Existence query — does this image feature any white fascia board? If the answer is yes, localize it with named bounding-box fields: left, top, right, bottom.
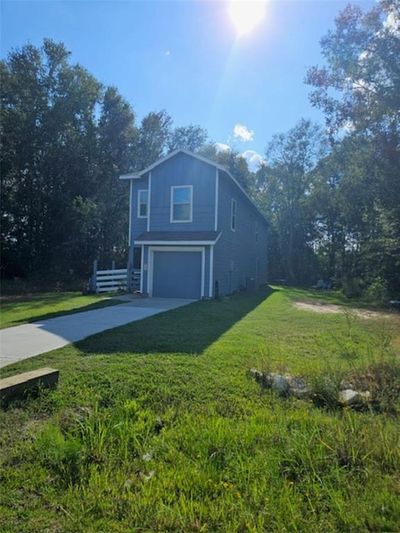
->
left=135, top=233, right=221, bottom=247
left=135, top=240, right=217, bottom=246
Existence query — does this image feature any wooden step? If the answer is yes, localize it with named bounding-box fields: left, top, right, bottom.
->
left=0, top=367, right=59, bottom=405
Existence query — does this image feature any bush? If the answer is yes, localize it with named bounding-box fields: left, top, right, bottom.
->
left=363, top=277, right=389, bottom=306
left=342, top=277, right=364, bottom=298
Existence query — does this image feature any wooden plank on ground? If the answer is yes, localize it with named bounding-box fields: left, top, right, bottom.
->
left=0, top=367, right=59, bottom=405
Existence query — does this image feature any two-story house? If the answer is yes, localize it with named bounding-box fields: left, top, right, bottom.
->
left=120, top=149, right=268, bottom=299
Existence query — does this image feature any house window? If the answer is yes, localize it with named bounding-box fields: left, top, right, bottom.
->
left=171, top=185, right=193, bottom=223
left=231, top=199, right=236, bottom=231
left=138, top=190, right=148, bottom=218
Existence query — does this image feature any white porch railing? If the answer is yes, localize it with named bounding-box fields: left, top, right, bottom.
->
left=90, top=261, right=141, bottom=293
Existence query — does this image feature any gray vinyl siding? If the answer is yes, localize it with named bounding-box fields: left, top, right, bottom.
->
left=148, top=152, right=215, bottom=232
left=213, top=172, right=268, bottom=296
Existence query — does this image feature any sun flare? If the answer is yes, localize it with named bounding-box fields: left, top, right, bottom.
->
left=228, top=1, right=267, bottom=36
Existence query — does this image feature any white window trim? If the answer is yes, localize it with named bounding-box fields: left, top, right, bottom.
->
left=128, top=180, right=133, bottom=244
left=231, top=198, right=237, bottom=232
left=209, top=245, right=214, bottom=297
left=137, top=189, right=148, bottom=219
left=170, top=185, right=193, bottom=223
left=147, top=246, right=205, bottom=298
left=140, top=244, right=144, bottom=293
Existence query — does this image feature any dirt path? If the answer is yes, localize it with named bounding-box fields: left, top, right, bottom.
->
left=293, top=301, right=396, bottom=320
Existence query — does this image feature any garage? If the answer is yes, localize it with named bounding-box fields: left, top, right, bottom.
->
left=151, top=248, right=203, bottom=299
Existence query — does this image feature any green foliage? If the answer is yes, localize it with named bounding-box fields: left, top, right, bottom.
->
left=305, top=0, right=400, bottom=295
left=256, top=119, right=326, bottom=283
left=363, top=277, right=389, bottom=305
left=168, top=124, right=208, bottom=153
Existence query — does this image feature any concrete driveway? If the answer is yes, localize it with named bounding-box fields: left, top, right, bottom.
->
left=0, top=298, right=193, bottom=369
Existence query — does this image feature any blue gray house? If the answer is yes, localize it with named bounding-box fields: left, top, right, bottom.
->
left=120, top=149, right=268, bottom=299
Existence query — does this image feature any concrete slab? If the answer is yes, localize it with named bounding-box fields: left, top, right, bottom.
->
left=0, top=298, right=193, bottom=369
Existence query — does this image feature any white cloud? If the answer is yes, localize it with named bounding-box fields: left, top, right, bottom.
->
left=233, top=123, right=254, bottom=142
left=241, top=150, right=266, bottom=172
left=164, top=50, right=171, bottom=56
left=215, top=142, right=231, bottom=153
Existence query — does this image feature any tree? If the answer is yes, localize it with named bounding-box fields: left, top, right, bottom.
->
left=257, top=120, right=326, bottom=283
left=1, top=39, right=102, bottom=278
left=306, top=0, right=400, bottom=136
left=135, top=110, right=172, bottom=169
left=96, top=87, right=138, bottom=265
left=306, top=0, right=400, bottom=294
left=0, top=40, right=138, bottom=281
left=168, top=125, right=208, bottom=152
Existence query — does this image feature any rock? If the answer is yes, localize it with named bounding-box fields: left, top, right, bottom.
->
left=286, top=376, right=310, bottom=399
left=339, top=379, right=354, bottom=390
left=290, top=385, right=311, bottom=399
left=291, top=388, right=310, bottom=399
left=271, top=374, right=290, bottom=395
left=249, top=368, right=264, bottom=382
left=287, top=376, right=306, bottom=388
left=338, top=389, right=371, bottom=407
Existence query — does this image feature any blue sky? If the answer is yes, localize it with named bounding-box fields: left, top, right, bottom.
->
left=2, top=0, right=374, bottom=167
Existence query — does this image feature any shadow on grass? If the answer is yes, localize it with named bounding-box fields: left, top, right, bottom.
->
left=77, top=286, right=276, bottom=356
left=1, top=297, right=123, bottom=329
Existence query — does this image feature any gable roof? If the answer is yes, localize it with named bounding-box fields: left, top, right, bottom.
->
left=119, top=148, right=268, bottom=226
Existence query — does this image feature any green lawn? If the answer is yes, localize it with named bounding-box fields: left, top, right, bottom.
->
left=1, top=287, right=399, bottom=531
left=0, top=292, right=122, bottom=329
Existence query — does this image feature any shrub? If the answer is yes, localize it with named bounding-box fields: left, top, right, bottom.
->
left=363, top=277, right=389, bottom=306
left=342, top=277, right=363, bottom=298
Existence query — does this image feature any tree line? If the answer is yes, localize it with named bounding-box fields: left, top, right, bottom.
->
left=1, top=1, right=399, bottom=299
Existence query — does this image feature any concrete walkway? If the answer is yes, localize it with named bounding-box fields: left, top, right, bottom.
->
left=0, top=298, right=193, bottom=369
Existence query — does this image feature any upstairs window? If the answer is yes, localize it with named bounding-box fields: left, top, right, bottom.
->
left=231, top=199, right=237, bottom=231
left=171, top=185, right=193, bottom=223
left=137, top=190, right=148, bottom=218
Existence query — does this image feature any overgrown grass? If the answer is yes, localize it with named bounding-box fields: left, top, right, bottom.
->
left=0, top=291, right=122, bottom=329
left=282, top=285, right=395, bottom=310
left=0, top=287, right=399, bottom=531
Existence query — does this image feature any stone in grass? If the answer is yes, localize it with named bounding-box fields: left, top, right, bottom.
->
left=270, top=374, right=291, bottom=395
left=338, top=389, right=371, bottom=407
left=288, top=377, right=310, bottom=399
left=249, top=368, right=264, bottom=382
left=339, top=379, right=354, bottom=390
